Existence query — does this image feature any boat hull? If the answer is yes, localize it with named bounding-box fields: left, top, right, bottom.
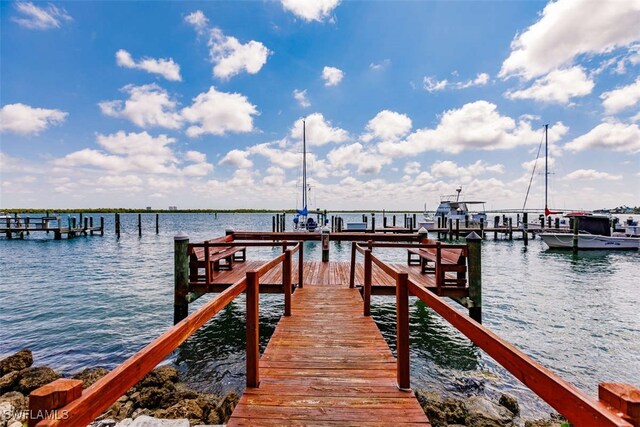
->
left=539, top=233, right=639, bottom=250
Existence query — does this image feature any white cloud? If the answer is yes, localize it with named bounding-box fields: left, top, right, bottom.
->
left=184, top=10, right=208, bottom=35
left=455, top=73, right=490, bottom=89
left=182, top=86, right=258, bottom=137
left=566, top=169, right=622, bottom=181
left=293, top=89, right=311, bottom=108
left=12, top=2, right=72, bottom=30
left=600, top=77, right=640, bottom=114
left=0, top=103, right=67, bottom=135
left=99, top=84, right=182, bottom=129
left=431, top=160, right=505, bottom=179
left=185, top=11, right=270, bottom=79
left=290, top=113, right=349, bottom=146
left=564, top=121, right=640, bottom=153
left=404, top=161, right=421, bottom=175
left=115, top=49, right=182, bottom=81
left=326, top=142, right=391, bottom=174
left=500, top=0, right=640, bottom=80
left=361, top=110, right=412, bottom=143
left=322, top=66, right=344, bottom=86
left=249, top=142, right=301, bottom=169
left=423, top=76, right=448, bottom=92
left=378, top=101, right=566, bottom=156
left=504, top=66, right=594, bottom=104
left=281, top=0, right=340, bottom=22
left=370, top=59, right=391, bottom=71
left=219, top=149, right=254, bottom=169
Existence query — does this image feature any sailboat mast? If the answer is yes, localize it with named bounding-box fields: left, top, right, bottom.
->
left=544, top=123, right=548, bottom=217
left=303, top=120, right=307, bottom=211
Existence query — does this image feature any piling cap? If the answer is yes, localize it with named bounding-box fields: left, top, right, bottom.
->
left=417, top=227, right=429, bottom=235
left=225, top=228, right=235, bottom=235
left=174, top=232, right=189, bottom=241
left=322, top=225, right=330, bottom=233
left=465, top=231, right=482, bottom=241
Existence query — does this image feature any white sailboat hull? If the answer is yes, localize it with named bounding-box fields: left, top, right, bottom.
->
left=539, top=233, right=640, bottom=250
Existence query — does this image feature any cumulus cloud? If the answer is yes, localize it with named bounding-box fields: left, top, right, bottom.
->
left=115, top=49, right=182, bottom=81
left=499, top=0, right=640, bottom=80
left=54, top=131, right=213, bottom=177
left=185, top=11, right=270, bottom=79
left=424, top=73, right=489, bottom=92
left=326, top=142, right=391, bottom=174
left=290, top=113, right=349, bottom=146
left=431, top=160, right=504, bottom=179
left=378, top=101, right=565, bottom=156
left=12, top=2, right=72, bottom=30
left=564, top=121, right=640, bottom=153
left=249, top=142, right=302, bottom=169
left=293, top=89, right=311, bottom=108
left=600, top=77, right=640, bottom=115
left=0, top=103, right=67, bottom=135
left=99, top=84, right=182, bottom=129
left=219, top=149, right=254, bottom=168
left=423, top=76, right=448, bottom=92
left=281, top=0, right=340, bottom=22
left=322, top=66, right=344, bottom=86
left=369, top=59, right=391, bottom=71
left=504, top=66, right=594, bottom=104
left=361, top=110, right=412, bottom=143
left=455, top=73, right=490, bottom=89
left=565, top=169, right=622, bottom=181
left=404, top=161, right=421, bottom=175
left=182, top=86, right=258, bottom=137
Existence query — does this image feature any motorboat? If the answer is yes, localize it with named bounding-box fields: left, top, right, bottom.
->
left=539, top=213, right=639, bottom=250
left=419, top=187, right=486, bottom=229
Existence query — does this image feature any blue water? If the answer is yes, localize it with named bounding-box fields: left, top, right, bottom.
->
left=1, top=213, right=638, bottom=418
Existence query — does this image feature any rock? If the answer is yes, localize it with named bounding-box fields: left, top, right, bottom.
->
left=0, top=391, right=28, bottom=411
left=464, top=396, right=514, bottom=427
left=115, top=418, right=133, bottom=427
left=134, top=386, right=175, bottom=409
left=524, top=414, right=567, bottom=427
left=132, top=408, right=152, bottom=419
left=442, top=397, right=467, bottom=424
left=91, top=419, right=118, bottom=427
left=498, top=394, right=519, bottom=416
left=414, top=389, right=446, bottom=427
left=454, top=376, right=485, bottom=394
left=73, top=367, right=110, bottom=388
left=8, top=421, right=23, bottom=427
left=17, top=366, right=60, bottom=394
left=138, top=366, right=179, bottom=389
left=128, top=415, right=188, bottom=427
left=159, top=399, right=204, bottom=420
left=0, top=371, right=20, bottom=394
left=118, top=400, right=135, bottom=419
left=214, top=391, right=238, bottom=423
left=0, top=401, right=14, bottom=419
left=0, top=349, right=33, bottom=376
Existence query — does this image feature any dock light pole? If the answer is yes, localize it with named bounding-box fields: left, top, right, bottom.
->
left=321, top=225, right=330, bottom=262
left=174, top=233, right=189, bottom=324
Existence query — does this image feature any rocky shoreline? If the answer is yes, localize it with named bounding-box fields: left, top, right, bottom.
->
left=1, top=349, right=566, bottom=427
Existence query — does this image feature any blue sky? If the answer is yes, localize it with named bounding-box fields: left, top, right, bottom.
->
left=1, top=0, right=639, bottom=210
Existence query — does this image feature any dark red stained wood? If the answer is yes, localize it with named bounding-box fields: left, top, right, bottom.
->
left=29, top=379, right=83, bottom=427
left=599, top=383, right=640, bottom=425
left=228, top=286, right=429, bottom=426
left=246, top=271, right=260, bottom=388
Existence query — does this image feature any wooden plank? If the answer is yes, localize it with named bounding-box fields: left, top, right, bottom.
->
left=228, top=286, right=429, bottom=426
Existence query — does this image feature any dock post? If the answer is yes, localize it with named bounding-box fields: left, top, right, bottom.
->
left=547, top=216, right=552, bottom=228
left=396, top=272, right=410, bottom=391
left=89, top=217, right=94, bottom=236
left=364, top=248, right=372, bottom=316
left=246, top=271, right=260, bottom=388
left=138, top=214, right=142, bottom=237
left=115, top=213, right=120, bottom=238
left=508, top=218, right=513, bottom=240
left=284, top=247, right=292, bottom=316
left=523, top=213, right=528, bottom=246
left=282, top=212, right=286, bottom=231
left=272, top=216, right=276, bottom=232
left=79, top=212, right=83, bottom=228
left=156, top=214, right=159, bottom=234
left=371, top=213, right=376, bottom=232
left=349, top=242, right=356, bottom=288
left=555, top=217, right=560, bottom=229
left=393, top=215, right=396, bottom=227
left=298, top=241, right=304, bottom=288
left=383, top=215, right=387, bottom=228
left=465, top=215, right=469, bottom=228
left=572, top=217, right=579, bottom=253
left=83, top=217, right=88, bottom=236
left=479, top=218, right=485, bottom=239
left=466, top=232, right=482, bottom=323
left=455, top=219, right=460, bottom=240
left=28, top=378, right=83, bottom=427
left=494, top=216, right=499, bottom=240
left=25, top=217, right=30, bottom=236
left=409, top=217, right=414, bottom=232
left=448, top=218, right=453, bottom=240
left=173, top=233, right=189, bottom=324
left=321, top=226, right=330, bottom=262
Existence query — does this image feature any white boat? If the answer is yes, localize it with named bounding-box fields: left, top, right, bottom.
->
left=420, top=186, right=486, bottom=229
left=292, top=120, right=322, bottom=232
left=539, top=213, right=639, bottom=250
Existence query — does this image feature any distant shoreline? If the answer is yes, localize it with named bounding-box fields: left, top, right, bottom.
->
left=0, top=208, right=426, bottom=214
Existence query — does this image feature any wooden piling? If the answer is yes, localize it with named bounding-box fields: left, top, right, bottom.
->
left=479, top=218, right=484, bottom=239
left=555, top=217, right=560, bottom=229
left=466, top=232, right=482, bottom=323
left=393, top=215, right=396, bottom=227
left=494, top=216, right=499, bottom=240
left=448, top=218, right=453, bottom=240
left=349, top=242, right=356, bottom=288
left=283, top=248, right=292, bottom=316
left=28, top=378, right=83, bottom=427
left=396, top=272, right=410, bottom=391
left=174, top=234, right=189, bottom=324
left=383, top=215, right=387, bottom=228
left=115, top=213, right=120, bottom=238
left=455, top=219, right=460, bottom=240
left=508, top=218, right=513, bottom=240
left=298, top=242, right=304, bottom=288
left=272, top=216, right=276, bottom=232
left=572, top=217, right=579, bottom=253
left=523, top=212, right=528, bottom=246
left=246, top=270, right=260, bottom=388
left=465, top=215, right=469, bottom=228
left=138, top=214, right=142, bottom=237
left=364, top=248, right=372, bottom=316
left=371, top=213, right=376, bottom=232
left=89, top=217, right=94, bottom=236
left=156, top=214, right=159, bottom=234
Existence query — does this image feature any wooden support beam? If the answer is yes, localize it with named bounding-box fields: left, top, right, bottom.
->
left=246, top=271, right=260, bottom=388
left=363, top=248, right=372, bottom=316
left=599, top=383, right=640, bottom=426
left=466, top=232, right=482, bottom=323
left=283, top=249, right=292, bottom=316
left=174, top=234, right=189, bottom=324
left=298, top=241, right=304, bottom=288
left=28, top=379, right=83, bottom=427
left=349, top=241, right=356, bottom=289
left=396, top=272, right=410, bottom=391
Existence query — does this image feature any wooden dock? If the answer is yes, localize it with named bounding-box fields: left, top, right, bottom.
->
left=228, top=285, right=430, bottom=425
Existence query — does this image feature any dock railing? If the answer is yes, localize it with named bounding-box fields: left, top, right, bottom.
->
left=27, top=242, right=301, bottom=427
left=352, top=242, right=639, bottom=427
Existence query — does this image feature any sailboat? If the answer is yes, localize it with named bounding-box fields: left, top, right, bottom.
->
left=536, top=125, right=639, bottom=250
left=293, top=120, right=318, bottom=232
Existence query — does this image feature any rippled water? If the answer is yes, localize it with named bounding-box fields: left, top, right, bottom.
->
left=1, top=213, right=638, bottom=418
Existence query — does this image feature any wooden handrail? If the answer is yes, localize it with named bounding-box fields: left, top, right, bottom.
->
left=189, top=241, right=299, bottom=248
left=406, top=280, right=633, bottom=427
left=33, top=277, right=247, bottom=426
left=246, top=271, right=259, bottom=388
left=363, top=249, right=372, bottom=316
left=256, top=252, right=286, bottom=277
left=369, top=252, right=400, bottom=280
left=231, top=231, right=424, bottom=242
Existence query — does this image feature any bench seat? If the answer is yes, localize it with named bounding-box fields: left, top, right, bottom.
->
left=407, top=246, right=467, bottom=287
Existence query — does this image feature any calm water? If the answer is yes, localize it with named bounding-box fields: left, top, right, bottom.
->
left=1, top=213, right=638, bottom=418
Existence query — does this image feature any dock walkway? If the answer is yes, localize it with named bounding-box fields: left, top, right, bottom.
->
left=228, top=270, right=430, bottom=425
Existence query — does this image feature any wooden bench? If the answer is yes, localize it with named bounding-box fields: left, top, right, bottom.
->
left=407, top=244, right=467, bottom=287
left=189, top=237, right=247, bottom=283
